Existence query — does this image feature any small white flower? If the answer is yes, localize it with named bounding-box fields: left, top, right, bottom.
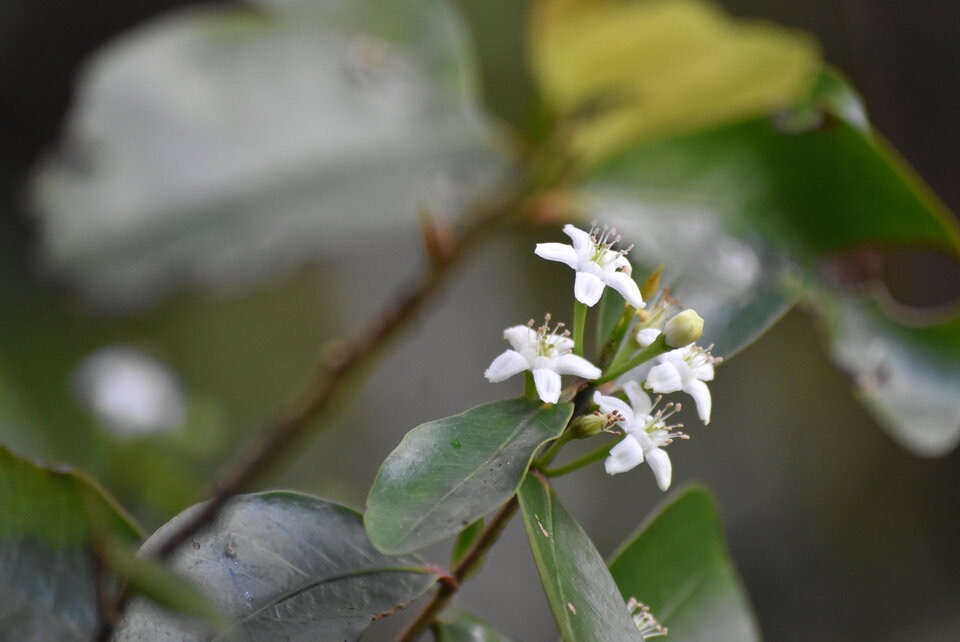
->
left=485, top=316, right=601, bottom=404
left=594, top=381, right=686, bottom=491
left=535, top=223, right=645, bottom=308
left=645, top=345, right=720, bottom=425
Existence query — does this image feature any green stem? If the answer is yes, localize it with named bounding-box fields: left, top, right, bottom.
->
left=597, top=304, right=635, bottom=370
left=573, top=300, right=587, bottom=356
left=540, top=435, right=624, bottom=477
left=596, top=335, right=670, bottom=384
left=534, top=429, right=576, bottom=470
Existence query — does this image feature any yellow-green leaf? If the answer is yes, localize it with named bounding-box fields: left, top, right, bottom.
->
left=531, top=0, right=820, bottom=164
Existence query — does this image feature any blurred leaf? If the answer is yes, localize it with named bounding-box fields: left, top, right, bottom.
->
left=531, top=0, right=819, bottom=164
left=0, top=445, right=142, bottom=641
left=31, top=0, right=503, bottom=309
left=821, top=297, right=960, bottom=455
left=448, top=0, right=545, bottom=141
left=101, top=540, right=225, bottom=630
left=366, top=398, right=573, bottom=555
left=585, top=70, right=960, bottom=450
left=608, top=485, right=759, bottom=641
left=433, top=608, right=518, bottom=642
left=517, top=474, right=643, bottom=641
left=115, top=491, right=439, bottom=641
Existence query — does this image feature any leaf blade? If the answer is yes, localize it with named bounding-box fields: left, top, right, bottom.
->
left=365, top=398, right=573, bottom=555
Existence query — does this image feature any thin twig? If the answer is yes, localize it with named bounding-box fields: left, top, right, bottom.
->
left=94, top=189, right=520, bottom=641
left=395, top=497, right=519, bottom=642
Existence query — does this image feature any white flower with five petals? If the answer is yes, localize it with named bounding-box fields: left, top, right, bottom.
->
left=645, top=345, right=718, bottom=424
left=535, top=224, right=645, bottom=308
left=485, top=318, right=602, bottom=404
left=594, top=381, right=686, bottom=491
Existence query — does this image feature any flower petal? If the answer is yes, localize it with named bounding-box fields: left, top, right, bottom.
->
left=636, top=328, right=661, bottom=348
left=532, top=368, right=562, bottom=404
left=574, top=271, right=606, bottom=307
left=503, top=325, right=537, bottom=352
left=593, top=391, right=634, bottom=426
left=683, top=378, right=713, bottom=424
left=603, top=270, right=645, bottom=309
left=644, top=447, right=673, bottom=491
left=554, top=353, right=602, bottom=380
left=562, top=224, right=592, bottom=253
left=622, top=380, right=653, bottom=416
left=645, top=362, right=683, bottom=394
left=534, top=242, right=580, bottom=270
left=605, top=435, right=645, bottom=475
left=484, top=350, right=530, bottom=383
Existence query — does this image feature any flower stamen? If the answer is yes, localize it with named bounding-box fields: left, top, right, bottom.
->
left=627, top=597, right=668, bottom=638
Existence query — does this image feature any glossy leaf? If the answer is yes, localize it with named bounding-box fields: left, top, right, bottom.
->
left=115, top=492, right=439, bottom=641
left=608, top=486, right=759, bottom=641
left=531, top=0, right=819, bottom=164
left=433, top=608, right=518, bottom=642
left=31, top=0, right=501, bottom=308
left=0, top=445, right=142, bottom=641
left=366, top=398, right=573, bottom=555
left=586, top=70, right=960, bottom=450
left=450, top=519, right=485, bottom=568
left=517, top=474, right=643, bottom=641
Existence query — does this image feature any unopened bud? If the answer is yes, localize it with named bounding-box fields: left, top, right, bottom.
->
left=570, top=412, right=614, bottom=439
left=663, top=309, right=704, bottom=348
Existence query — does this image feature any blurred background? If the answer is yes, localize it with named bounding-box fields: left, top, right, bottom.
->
left=1, top=1, right=959, bottom=640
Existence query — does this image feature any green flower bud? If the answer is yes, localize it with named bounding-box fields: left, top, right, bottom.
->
left=569, top=412, right=614, bottom=439
left=663, top=309, right=704, bottom=348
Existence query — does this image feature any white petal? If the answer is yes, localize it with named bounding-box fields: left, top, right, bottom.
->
left=532, top=368, right=562, bottom=404
left=684, top=378, right=713, bottom=424
left=574, top=271, right=606, bottom=307
left=562, top=224, right=592, bottom=253
left=534, top=242, right=580, bottom=270
left=484, top=350, right=530, bottom=382
left=636, top=328, right=661, bottom=348
left=603, top=270, right=645, bottom=309
left=645, top=362, right=683, bottom=394
left=690, top=361, right=715, bottom=382
left=553, top=353, right=602, bottom=380
left=622, top=380, right=653, bottom=416
left=604, top=435, right=645, bottom=475
left=503, top=326, right=537, bottom=352
left=593, top=391, right=635, bottom=426
left=644, top=447, right=673, bottom=491
left=552, top=335, right=575, bottom=355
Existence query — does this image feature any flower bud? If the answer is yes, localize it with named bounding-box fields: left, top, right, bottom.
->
left=663, top=309, right=704, bottom=348
left=569, top=412, right=613, bottom=439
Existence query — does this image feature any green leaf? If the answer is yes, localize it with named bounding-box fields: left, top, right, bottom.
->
left=115, top=492, right=439, bottom=641
left=31, top=0, right=502, bottom=308
left=365, top=398, right=572, bottom=555
left=608, top=486, right=759, bottom=641
left=585, top=69, right=960, bottom=449
left=0, top=445, right=142, bottom=641
left=450, top=519, right=485, bottom=568
left=821, top=297, right=960, bottom=455
left=433, top=608, right=518, bottom=642
left=101, top=541, right=226, bottom=630
left=517, top=474, right=643, bottom=641
left=531, top=0, right=820, bottom=164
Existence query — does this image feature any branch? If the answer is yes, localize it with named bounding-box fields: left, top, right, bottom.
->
left=94, top=188, right=521, bottom=640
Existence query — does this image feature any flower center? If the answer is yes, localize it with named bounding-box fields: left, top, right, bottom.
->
left=683, top=343, right=722, bottom=369
left=589, top=222, right=633, bottom=270
left=641, top=396, right=687, bottom=447
left=530, top=313, right=571, bottom=358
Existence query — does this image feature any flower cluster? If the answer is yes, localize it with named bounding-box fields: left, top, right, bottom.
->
left=484, top=222, right=721, bottom=492
left=484, top=316, right=600, bottom=404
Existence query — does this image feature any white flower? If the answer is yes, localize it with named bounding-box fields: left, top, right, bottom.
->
left=594, top=381, right=686, bottom=491
left=535, top=223, right=645, bottom=308
left=485, top=317, right=602, bottom=403
left=645, top=345, right=720, bottom=424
